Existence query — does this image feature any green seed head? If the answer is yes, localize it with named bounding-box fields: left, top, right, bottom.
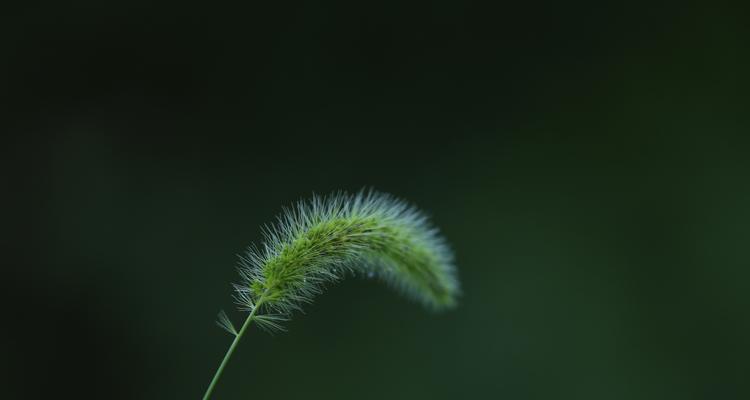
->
left=231, top=190, right=460, bottom=330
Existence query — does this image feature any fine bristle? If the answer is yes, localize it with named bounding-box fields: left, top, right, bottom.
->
left=216, top=310, right=238, bottom=336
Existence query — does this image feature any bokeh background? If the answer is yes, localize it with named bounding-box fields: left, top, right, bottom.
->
left=4, top=1, right=749, bottom=399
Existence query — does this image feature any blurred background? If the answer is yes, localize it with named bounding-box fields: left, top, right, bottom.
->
left=4, top=1, right=749, bottom=399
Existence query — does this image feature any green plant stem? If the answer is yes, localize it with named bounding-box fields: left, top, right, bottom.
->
left=202, top=297, right=265, bottom=400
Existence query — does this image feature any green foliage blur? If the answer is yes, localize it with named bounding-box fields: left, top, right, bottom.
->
left=5, top=1, right=748, bottom=399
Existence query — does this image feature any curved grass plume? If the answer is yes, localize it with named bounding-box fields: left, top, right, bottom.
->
left=203, top=190, right=459, bottom=399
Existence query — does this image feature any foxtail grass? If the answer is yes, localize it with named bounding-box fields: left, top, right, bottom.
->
left=202, top=190, right=459, bottom=399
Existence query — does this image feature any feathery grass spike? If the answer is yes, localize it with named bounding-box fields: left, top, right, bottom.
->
left=202, top=190, right=459, bottom=399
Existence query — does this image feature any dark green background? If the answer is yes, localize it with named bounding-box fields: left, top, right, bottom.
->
left=4, top=1, right=749, bottom=399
